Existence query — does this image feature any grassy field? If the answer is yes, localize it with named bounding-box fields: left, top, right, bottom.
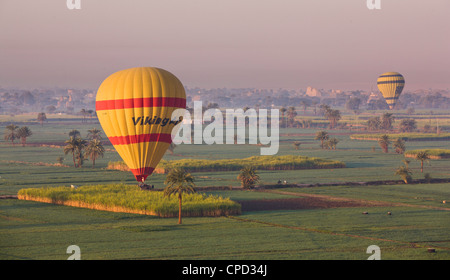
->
left=350, top=132, right=450, bottom=141
left=18, top=184, right=241, bottom=217
left=108, top=155, right=345, bottom=174
left=404, top=149, right=450, bottom=159
left=1, top=114, right=450, bottom=260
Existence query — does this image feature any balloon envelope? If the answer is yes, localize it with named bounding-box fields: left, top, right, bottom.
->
left=377, top=72, right=405, bottom=110
left=96, top=67, right=186, bottom=182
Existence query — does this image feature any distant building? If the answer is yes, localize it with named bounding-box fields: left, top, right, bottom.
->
left=366, top=92, right=381, bottom=104
left=305, top=86, right=322, bottom=97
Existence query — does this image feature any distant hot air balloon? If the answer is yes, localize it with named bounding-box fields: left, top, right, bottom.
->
left=96, top=67, right=186, bottom=183
left=377, top=72, right=405, bottom=110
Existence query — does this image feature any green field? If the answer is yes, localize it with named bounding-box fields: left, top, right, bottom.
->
left=1, top=114, right=450, bottom=260
left=405, top=149, right=450, bottom=158
left=350, top=132, right=450, bottom=141
left=18, top=184, right=241, bottom=217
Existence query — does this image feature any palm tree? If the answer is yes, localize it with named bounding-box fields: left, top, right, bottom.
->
left=237, top=166, right=260, bottom=189
left=287, top=107, right=297, bottom=127
left=80, top=109, right=87, bottom=123
left=280, top=107, right=287, bottom=128
left=64, top=136, right=86, bottom=168
left=399, top=119, right=417, bottom=133
left=395, top=166, right=412, bottom=184
left=37, top=112, right=47, bottom=126
left=74, top=137, right=87, bottom=167
left=415, top=151, right=430, bottom=173
left=315, top=131, right=329, bottom=149
left=381, top=113, right=394, bottom=130
left=87, top=128, right=102, bottom=140
left=378, top=134, right=390, bottom=153
left=319, top=104, right=331, bottom=116
left=325, top=109, right=341, bottom=129
left=64, top=137, right=78, bottom=167
left=69, top=129, right=81, bottom=138
left=16, top=126, right=33, bottom=146
left=164, top=168, right=196, bottom=224
left=393, top=138, right=406, bottom=154
left=87, top=109, right=94, bottom=119
left=327, top=137, right=339, bottom=150
left=367, top=117, right=381, bottom=131
left=4, top=124, right=18, bottom=145
left=85, top=139, right=105, bottom=168
left=311, top=101, right=318, bottom=115
left=299, top=100, right=309, bottom=114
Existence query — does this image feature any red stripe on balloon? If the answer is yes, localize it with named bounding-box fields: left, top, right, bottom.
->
left=96, top=97, right=186, bottom=111
left=130, top=167, right=155, bottom=182
left=108, top=133, right=172, bottom=145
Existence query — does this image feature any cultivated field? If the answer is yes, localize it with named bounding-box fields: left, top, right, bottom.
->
left=1, top=110, right=449, bottom=260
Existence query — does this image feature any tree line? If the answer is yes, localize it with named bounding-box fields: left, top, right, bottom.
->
left=367, top=113, right=419, bottom=133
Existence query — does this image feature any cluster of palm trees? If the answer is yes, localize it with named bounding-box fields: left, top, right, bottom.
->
left=395, top=151, right=431, bottom=184
left=279, top=104, right=341, bottom=129
left=398, top=119, right=417, bottom=133
left=279, top=107, right=298, bottom=128
left=378, top=135, right=407, bottom=154
left=319, top=104, right=342, bottom=129
left=80, top=109, right=95, bottom=123
left=63, top=128, right=104, bottom=168
left=314, top=131, right=339, bottom=150
left=367, top=113, right=417, bottom=133
left=3, top=124, right=33, bottom=146
left=367, top=113, right=395, bottom=131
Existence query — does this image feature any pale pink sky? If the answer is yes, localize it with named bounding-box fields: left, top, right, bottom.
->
left=0, top=0, right=449, bottom=91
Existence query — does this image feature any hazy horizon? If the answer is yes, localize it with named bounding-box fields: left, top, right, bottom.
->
left=1, top=0, right=449, bottom=91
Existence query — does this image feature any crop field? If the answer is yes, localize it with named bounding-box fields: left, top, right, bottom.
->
left=350, top=132, right=450, bottom=141
left=404, top=149, right=450, bottom=159
left=1, top=113, right=450, bottom=260
left=18, top=184, right=241, bottom=217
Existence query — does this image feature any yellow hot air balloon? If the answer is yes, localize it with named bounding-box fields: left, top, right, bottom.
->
left=96, top=67, right=186, bottom=183
left=377, top=72, right=405, bottom=110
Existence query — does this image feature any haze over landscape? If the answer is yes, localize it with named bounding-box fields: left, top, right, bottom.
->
left=1, top=0, right=449, bottom=90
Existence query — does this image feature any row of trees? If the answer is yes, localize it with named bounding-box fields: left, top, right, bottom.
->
left=3, top=124, right=33, bottom=146
left=367, top=113, right=419, bottom=133
left=36, top=109, right=95, bottom=126
left=63, top=128, right=104, bottom=168
left=278, top=104, right=341, bottom=129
